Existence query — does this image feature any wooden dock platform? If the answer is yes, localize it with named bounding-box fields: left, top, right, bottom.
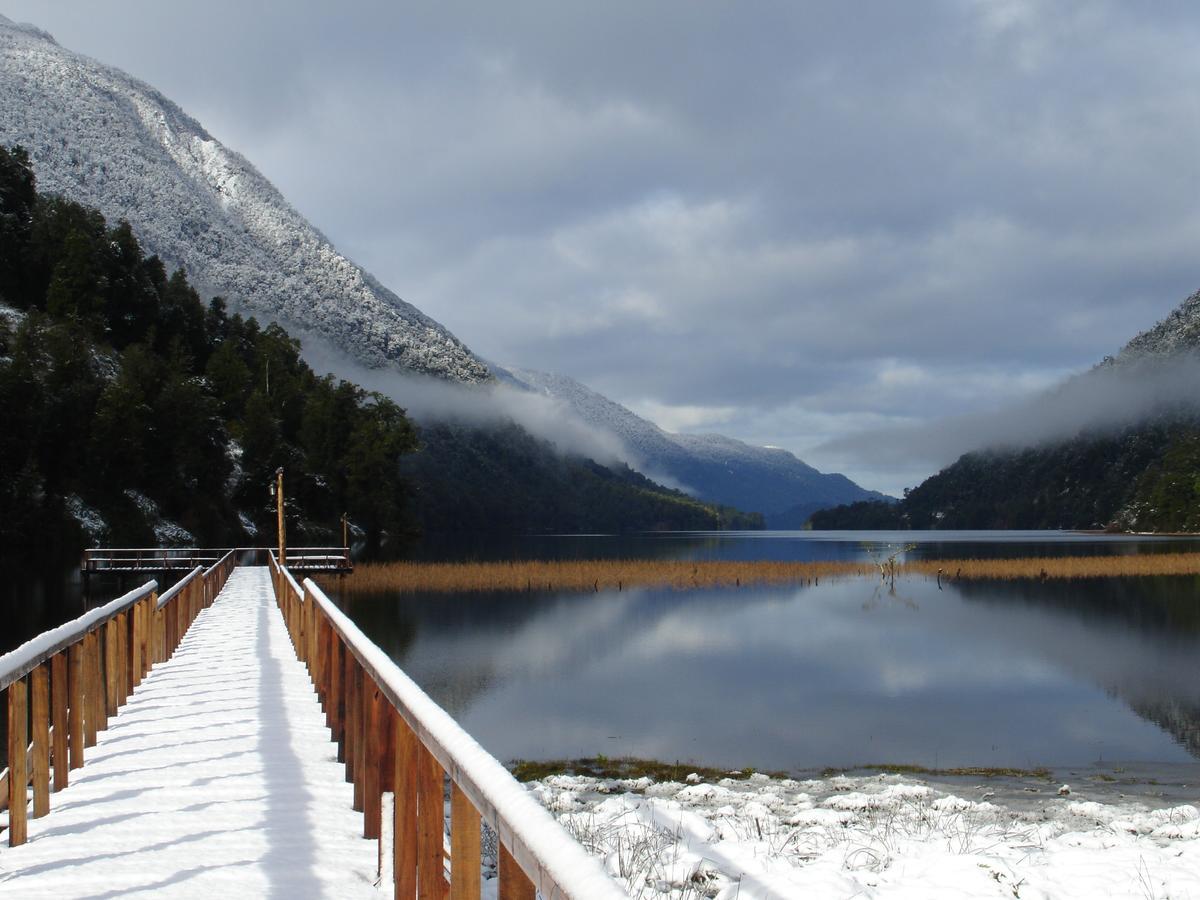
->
left=0, top=556, right=625, bottom=899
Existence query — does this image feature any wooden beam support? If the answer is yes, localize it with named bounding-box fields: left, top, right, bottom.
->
left=30, top=665, right=50, bottom=818
left=7, top=679, right=28, bottom=846
left=51, top=652, right=68, bottom=791
left=450, top=783, right=481, bottom=900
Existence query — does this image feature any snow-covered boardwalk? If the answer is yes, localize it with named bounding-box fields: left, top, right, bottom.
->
left=0, top=567, right=380, bottom=898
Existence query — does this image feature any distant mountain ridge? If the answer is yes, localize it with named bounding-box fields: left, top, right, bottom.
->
left=0, top=15, right=488, bottom=382
left=498, top=366, right=889, bottom=522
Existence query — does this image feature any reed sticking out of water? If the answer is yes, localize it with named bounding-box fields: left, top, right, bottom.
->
left=324, top=552, right=1200, bottom=595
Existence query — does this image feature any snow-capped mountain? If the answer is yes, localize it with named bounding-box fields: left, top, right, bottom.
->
left=1113, top=288, right=1200, bottom=364
left=0, top=15, right=487, bottom=382
left=498, top=366, right=889, bottom=521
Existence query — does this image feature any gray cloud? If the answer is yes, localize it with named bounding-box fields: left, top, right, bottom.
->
left=7, top=0, right=1200, bottom=494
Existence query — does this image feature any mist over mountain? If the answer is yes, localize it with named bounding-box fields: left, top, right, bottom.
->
left=0, top=15, right=487, bottom=383
left=814, top=287, right=1200, bottom=532
left=498, top=366, right=889, bottom=523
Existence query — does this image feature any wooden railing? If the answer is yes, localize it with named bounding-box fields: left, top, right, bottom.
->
left=0, top=550, right=236, bottom=846
left=268, top=553, right=626, bottom=900
left=84, top=546, right=352, bottom=573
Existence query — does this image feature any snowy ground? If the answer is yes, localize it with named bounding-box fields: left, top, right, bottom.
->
left=0, top=567, right=380, bottom=898
left=527, top=770, right=1200, bottom=899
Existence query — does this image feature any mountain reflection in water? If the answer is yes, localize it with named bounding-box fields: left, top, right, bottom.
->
left=339, top=570, right=1200, bottom=772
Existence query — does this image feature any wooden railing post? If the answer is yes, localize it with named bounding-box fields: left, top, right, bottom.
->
left=128, top=604, right=139, bottom=692
left=31, top=664, right=50, bottom=818
left=329, top=633, right=342, bottom=741
left=451, top=784, right=481, bottom=900
left=83, top=631, right=99, bottom=748
left=364, top=680, right=383, bottom=839
left=104, top=619, right=119, bottom=716
left=352, top=662, right=365, bottom=811
left=67, top=643, right=84, bottom=769
left=394, top=715, right=418, bottom=900
left=498, top=845, right=535, bottom=900
left=120, top=610, right=133, bottom=700
left=148, top=594, right=157, bottom=672
left=416, top=744, right=445, bottom=899
left=7, top=678, right=28, bottom=846
left=51, top=652, right=68, bottom=791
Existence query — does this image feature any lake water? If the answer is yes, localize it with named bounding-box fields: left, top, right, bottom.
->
left=335, top=531, right=1200, bottom=774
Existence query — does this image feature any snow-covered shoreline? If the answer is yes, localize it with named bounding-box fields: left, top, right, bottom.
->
left=525, top=769, right=1200, bottom=899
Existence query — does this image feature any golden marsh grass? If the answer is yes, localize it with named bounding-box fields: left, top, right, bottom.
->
left=325, top=552, right=1200, bottom=595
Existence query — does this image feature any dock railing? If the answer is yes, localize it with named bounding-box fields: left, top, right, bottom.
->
left=83, top=546, right=351, bottom=574
left=0, top=550, right=236, bottom=846
left=268, top=552, right=626, bottom=900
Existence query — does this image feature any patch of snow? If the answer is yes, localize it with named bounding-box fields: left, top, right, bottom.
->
left=64, top=493, right=107, bottom=541
left=153, top=519, right=195, bottom=545
left=527, top=770, right=1200, bottom=899
left=238, top=510, right=259, bottom=538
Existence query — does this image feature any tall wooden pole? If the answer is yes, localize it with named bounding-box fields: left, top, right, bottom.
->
left=341, top=512, right=348, bottom=551
left=276, top=467, right=286, bottom=567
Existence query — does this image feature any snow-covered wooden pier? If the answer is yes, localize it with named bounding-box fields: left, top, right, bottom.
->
left=0, top=557, right=625, bottom=899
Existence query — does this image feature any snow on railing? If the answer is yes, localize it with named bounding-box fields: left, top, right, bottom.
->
left=267, top=552, right=627, bottom=900
left=1, top=549, right=237, bottom=847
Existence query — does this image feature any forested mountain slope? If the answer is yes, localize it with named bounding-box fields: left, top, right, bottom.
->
left=813, top=290, right=1200, bottom=532
left=0, top=150, right=754, bottom=557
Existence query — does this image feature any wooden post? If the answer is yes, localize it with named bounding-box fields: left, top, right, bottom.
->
left=451, top=783, right=481, bottom=900
left=104, top=619, right=119, bottom=716
left=68, top=642, right=85, bottom=769
left=7, top=678, right=28, bottom=846
left=329, top=633, right=342, bottom=740
left=417, top=744, right=445, bottom=900
left=130, top=601, right=143, bottom=690
left=118, top=610, right=131, bottom=701
left=347, top=657, right=360, bottom=790
left=31, top=665, right=50, bottom=818
left=394, top=716, right=418, bottom=900
left=83, top=631, right=99, bottom=747
left=81, top=632, right=94, bottom=739
left=317, top=615, right=330, bottom=710
left=51, top=653, right=68, bottom=791
left=276, top=467, right=286, bottom=567
left=352, top=663, right=366, bottom=811
left=89, top=630, right=106, bottom=735
left=364, top=681, right=383, bottom=839
left=145, top=594, right=158, bottom=671
left=343, top=648, right=355, bottom=773
left=498, top=846, right=534, bottom=900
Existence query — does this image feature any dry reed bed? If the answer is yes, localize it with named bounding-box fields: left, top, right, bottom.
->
left=326, top=552, right=1200, bottom=595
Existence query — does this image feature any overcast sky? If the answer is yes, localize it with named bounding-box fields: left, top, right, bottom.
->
left=6, top=1, right=1200, bottom=494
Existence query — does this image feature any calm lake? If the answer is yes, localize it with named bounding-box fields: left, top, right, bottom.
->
left=333, top=531, right=1200, bottom=774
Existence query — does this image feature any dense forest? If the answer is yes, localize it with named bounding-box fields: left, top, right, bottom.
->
left=407, top=421, right=761, bottom=534
left=0, top=146, right=752, bottom=558
left=811, top=419, right=1200, bottom=532
left=0, top=145, right=418, bottom=556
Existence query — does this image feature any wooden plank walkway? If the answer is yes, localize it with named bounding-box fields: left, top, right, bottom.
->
left=0, top=567, right=380, bottom=898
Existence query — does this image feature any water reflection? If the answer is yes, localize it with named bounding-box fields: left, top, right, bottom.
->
left=341, top=573, right=1200, bottom=772
left=408, top=529, right=1200, bottom=564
